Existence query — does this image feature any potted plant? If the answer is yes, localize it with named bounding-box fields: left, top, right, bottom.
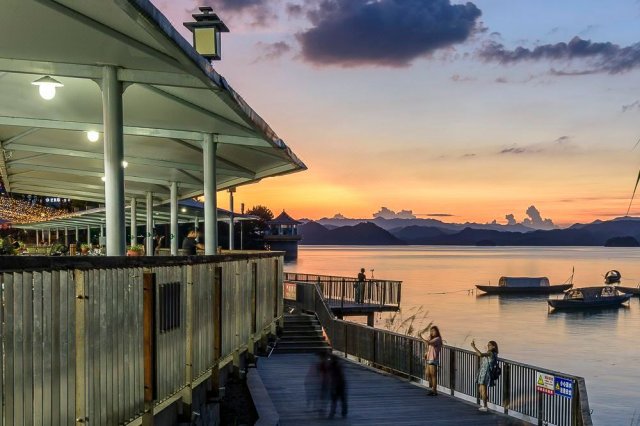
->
left=127, top=244, right=145, bottom=257
left=80, top=243, right=91, bottom=255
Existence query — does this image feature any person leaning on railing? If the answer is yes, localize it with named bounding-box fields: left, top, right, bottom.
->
left=471, top=339, right=499, bottom=412
left=355, top=268, right=366, bottom=304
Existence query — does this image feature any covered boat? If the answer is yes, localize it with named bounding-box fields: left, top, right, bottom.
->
left=548, top=286, right=631, bottom=310
left=603, top=270, right=640, bottom=296
left=476, top=276, right=572, bottom=295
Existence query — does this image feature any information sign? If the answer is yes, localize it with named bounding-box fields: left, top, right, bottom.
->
left=554, top=377, right=573, bottom=399
left=284, top=282, right=297, bottom=300
left=536, top=371, right=555, bottom=395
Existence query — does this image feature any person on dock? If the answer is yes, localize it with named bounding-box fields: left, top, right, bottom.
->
left=471, top=339, right=499, bottom=412
left=328, top=354, right=348, bottom=418
left=305, top=352, right=329, bottom=416
left=423, top=325, right=442, bottom=396
left=355, top=268, right=366, bottom=303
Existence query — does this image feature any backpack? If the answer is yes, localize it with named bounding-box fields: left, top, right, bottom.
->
left=489, top=353, right=501, bottom=385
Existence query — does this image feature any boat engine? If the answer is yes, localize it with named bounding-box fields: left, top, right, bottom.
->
left=604, top=270, right=621, bottom=284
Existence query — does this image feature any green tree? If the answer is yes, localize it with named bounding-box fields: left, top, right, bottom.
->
left=246, top=205, right=274, bottom=237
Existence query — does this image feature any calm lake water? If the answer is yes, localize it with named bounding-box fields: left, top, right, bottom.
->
left=286, top=246, right=640, bottom=425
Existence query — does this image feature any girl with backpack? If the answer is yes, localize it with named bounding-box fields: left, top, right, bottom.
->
left=423, top=326, right=443, bottom=396
left=471, top=339, right=499, bottom=412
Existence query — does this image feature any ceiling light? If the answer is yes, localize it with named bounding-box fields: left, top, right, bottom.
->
left=181, top=207, right=187, bottom=213
left=122, top=160, right=128, bottom=168
left=31, top=76, right=63, bottom=100
left=101, top=176, right=106, bottom=182
left=87, top=131, right=100, bottom=142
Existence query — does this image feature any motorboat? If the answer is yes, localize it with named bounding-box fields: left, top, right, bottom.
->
left=603, top=269, right=640, bottom=297
left=476, top=276, right=572, bottom=295
left=548, top=286, right=631, bottom=310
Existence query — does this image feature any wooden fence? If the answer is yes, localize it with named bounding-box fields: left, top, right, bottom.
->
left=0, top=253, right=283, bottom=425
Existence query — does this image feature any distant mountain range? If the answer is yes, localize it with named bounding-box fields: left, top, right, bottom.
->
left=298, top=217, right=640, bottom=246
left=314, top=217, right=535, bottom=233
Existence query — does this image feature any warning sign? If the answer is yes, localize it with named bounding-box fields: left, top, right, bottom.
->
left=536, top=371, right=555, bottom=395
left=554, top=377, right=573, bottom=399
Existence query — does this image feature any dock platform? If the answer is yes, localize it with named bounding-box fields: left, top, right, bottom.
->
left=258, top=353, right=525, bottom=425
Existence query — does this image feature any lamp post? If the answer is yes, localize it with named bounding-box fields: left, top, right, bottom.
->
left=183, top=7, right=229, bottom=61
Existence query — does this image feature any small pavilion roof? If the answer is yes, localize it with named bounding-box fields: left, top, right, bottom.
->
left=0, top=0, right=306, bottom=206
left=268, top=210, right=301, bottom=225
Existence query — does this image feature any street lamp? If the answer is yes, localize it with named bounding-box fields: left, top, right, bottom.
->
left=31, top=76, right=63, bottom=100
left=183, top=7, right=229, bottom=61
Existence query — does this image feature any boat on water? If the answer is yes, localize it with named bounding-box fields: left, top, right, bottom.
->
left=603, top=269, right=640, bottom=296
left=548, top=286, right=631, bottom=310
left=476, top=276, right=573, bottom=295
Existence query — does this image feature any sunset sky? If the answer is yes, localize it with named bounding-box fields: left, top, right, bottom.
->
left=152, top=0, right=640, bottom=227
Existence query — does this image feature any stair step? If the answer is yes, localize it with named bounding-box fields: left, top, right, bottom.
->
left=280, top=334, right=324, bottom=340
left=274, top=345, right=331, bottom=354
left=277, top=340, right=327, bottom=347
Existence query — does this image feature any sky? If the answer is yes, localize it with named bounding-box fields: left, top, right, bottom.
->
left=151, top=0, right=640, bottom=227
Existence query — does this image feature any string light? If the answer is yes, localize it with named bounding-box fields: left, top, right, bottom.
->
left=0, top=195, right=66, bottom=224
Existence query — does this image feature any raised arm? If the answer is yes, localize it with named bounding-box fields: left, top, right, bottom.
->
left=471, top=340, right=487, bottom=356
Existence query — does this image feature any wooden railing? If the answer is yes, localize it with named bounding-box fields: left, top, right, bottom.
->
left=285, top=280, right=592, bottom=426
left=0, top=253, right=283, bottom=426
left=283, top=272, right=401, bottom=309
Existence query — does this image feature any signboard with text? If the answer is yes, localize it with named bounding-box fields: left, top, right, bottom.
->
left=554, top=377, right=573, bottom=398
left=284, top=282, right=297, bottom=300
left=536, top=371, right=555, bottom=395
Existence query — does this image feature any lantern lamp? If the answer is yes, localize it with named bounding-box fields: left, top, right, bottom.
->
left=32, top=76, right=63, bottom=100
left=183, top=7, right=229, bottom=60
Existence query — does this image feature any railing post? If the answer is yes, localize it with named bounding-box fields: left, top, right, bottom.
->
left=407, top=340, right=413, bottom=380
left=502, top=364, right=510, bottom=415
left=341, top=278, right=345, bottom=310
left=571, top=379, right=580, bottom=426
left=449, top=349, right=456, bottom=396
left=537, top=390, right=544, bottom=426
left=74, top=269, right=88, bottom=426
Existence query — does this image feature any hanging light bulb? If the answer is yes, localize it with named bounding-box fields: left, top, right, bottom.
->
left=31, top=76, right=63, bottom=100
left=87, top=131, right=100, bottom=142
left=122, top=160, right=128, bottom=168
left=101, top=176, right=106, bottom=182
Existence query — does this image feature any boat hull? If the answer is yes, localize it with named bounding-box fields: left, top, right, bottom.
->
left=475, top=284, right=572, bottom=294
left=547, top=295, right=631, bottom=310
left=615, top=286, right=640, bottom=296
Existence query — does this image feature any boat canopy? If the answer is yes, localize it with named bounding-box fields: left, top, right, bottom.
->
left=498, top=277, right=550, bottom=287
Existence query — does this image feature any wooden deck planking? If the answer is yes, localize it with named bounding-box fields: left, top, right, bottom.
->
left=258, top=353, right=526, bottom=425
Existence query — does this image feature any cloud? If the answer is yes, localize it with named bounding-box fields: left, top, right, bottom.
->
left=286, top=3, right=304, bottom=17
left=503, top=206, right=556, bottom=229
left=499, top=136, right=575, bottom=155
left=451, top=74, right=476, bottom=82
left=426, top=213, right=454, bottom=217
left=203, top=0, right=274, bottom=26
left=254, top=41, right=292, bottom=61
left=622, top=100, right=640, bottom=112
left=373, top=207, right=417, bottom=219
left=460, top=153, right=477, bottom=158
left=297, top=0, right=482, bottom=67
left=495, top=76, right=509, bottom=83
left=331, top=212, right=347, bottom=219
left=522, top=205, right=555, bottom=229
left=479, top=36, right=640, bottom=74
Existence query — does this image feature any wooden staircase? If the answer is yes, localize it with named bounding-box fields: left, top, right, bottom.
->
left=274, top=313, right=331, bottom=353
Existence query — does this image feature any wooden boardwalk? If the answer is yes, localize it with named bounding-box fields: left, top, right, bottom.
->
left=258, top=353, right=526, bottom=425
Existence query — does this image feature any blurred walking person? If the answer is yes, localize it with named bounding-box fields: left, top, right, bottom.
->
left=328, top=354, right=348, bottom=418
left=305, top=352, right=329, bottom=415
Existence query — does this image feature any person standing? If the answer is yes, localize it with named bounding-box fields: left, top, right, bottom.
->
left=182, top=229, right=204, bottom=255
left=423, top=326, right=442, bottom=396
left=471, top=339, right=499, bottom=412
left=355, top=268, right=366, bottom=304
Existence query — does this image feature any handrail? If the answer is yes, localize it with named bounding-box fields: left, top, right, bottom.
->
left=284, top=279, right=592, bottom=426
left=284, top=272, right=402, bottom=308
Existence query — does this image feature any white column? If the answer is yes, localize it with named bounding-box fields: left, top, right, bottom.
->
left=48, top=229, right=51, bottom=245
left=102, top=65, right=126, bottom=255
left=146, top=191, right=154, bottom=256
left=36, top=229, right=39, bottom=246
left=203, top=134, right=218, bottom=255
left=170, top=182, right=178, bottom=256
left=130, top=197, right=137, bottom=245
left=56, top=228, right=59, bottom=241
left=86, top=226, right=91, bottom=245
left=75, top=227, right=79, bottom=244
left=194, top=216, right=199, bottom=231
left=228, top=188, right=235, bottom=250
left=64, top=227, right=68, bottom=246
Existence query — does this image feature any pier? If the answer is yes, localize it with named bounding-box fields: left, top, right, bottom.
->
left=283, top=276, right=593, bottom=426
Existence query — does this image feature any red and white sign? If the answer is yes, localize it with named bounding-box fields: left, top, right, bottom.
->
left=536, top=371, right=555, bottom=395
left=284, top=282, right=297, bottom=300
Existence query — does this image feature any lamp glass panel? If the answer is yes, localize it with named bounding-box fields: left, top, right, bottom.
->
left=194, top=28, right=217, bottom=56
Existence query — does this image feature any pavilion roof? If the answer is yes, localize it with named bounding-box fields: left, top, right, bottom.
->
left=268, top=210, right=301, bottom=225
left=0, top=0, right=306, bottom=206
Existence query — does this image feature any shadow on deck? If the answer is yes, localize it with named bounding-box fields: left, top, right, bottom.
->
left=258, top=353, right=525, bottom=425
